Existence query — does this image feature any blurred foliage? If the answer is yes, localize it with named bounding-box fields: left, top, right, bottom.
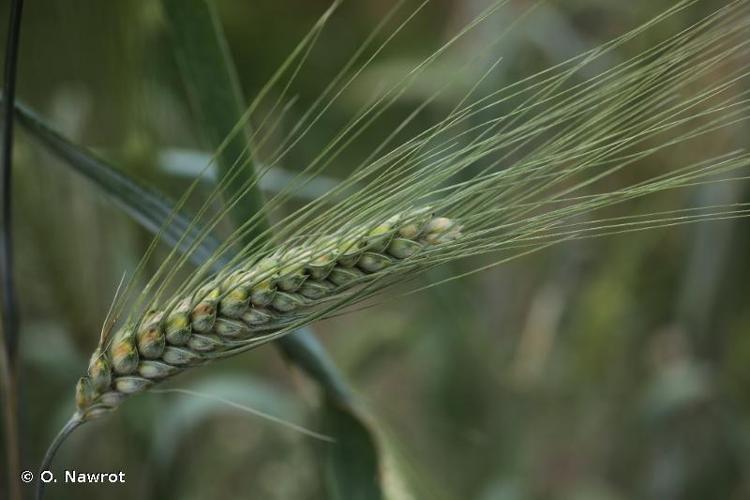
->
left=1, top=0, right=749, bottom=499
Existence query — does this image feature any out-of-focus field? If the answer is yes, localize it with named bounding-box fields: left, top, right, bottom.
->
left=2, top=1, right=749, bottom=499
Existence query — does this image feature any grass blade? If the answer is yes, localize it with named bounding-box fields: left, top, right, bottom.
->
left=0, top=1, right=25, bottom=499
left=323, top=401, right=383, bottom=500
left=13, top=101, right=219, bottom=265
left=162, top=0, right=266, bottom=240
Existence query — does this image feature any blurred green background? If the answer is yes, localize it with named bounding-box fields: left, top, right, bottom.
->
left=1, top=0, right=750, bottom=499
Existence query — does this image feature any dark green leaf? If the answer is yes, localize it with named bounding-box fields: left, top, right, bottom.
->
left=14, top=101, right=219, bottom=265
left=162, top=0, right=266, bottom=242
left=322, top=401, right=383, bottom=500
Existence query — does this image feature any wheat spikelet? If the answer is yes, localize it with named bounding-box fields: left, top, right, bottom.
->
left=73, top=208, right=460, bottom=420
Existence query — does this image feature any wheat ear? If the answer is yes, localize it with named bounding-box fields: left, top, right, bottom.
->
left=73, top=207, right=460, bottom=420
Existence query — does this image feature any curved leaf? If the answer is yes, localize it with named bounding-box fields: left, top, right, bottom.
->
left=14, top=101, right=219, bottom=265
left=322, top=400, right=383, bottom=500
